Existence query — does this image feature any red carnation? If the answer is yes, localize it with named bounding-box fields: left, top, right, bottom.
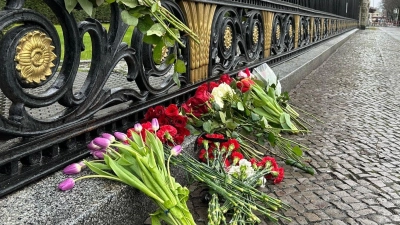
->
left=227, top=139, right=240, bottom=151
left=156, top=125, right=177, bottom=142
left=273, top=167, right=284, bottom=184
left=154, top=105, right=165, bottom=117
left=199, top=149, right=207, bottom=162
left=219, top=74, right=233, bottom=84
left=261, top=156, right=278, bottom=170
left=224, top=159, right=231, bottom=168
left=165, top=104, right=179, bottom=117
left=236, top=78, right=254, bottom=93
left=250, top=158, right=257, bottom=168
left=231, top=151, right=244, bottom=165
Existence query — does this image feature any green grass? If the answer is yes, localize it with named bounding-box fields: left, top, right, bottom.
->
left=55, top=24, right=134, bottom=60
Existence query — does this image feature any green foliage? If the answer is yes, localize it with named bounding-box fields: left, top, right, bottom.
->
left=0, top=0, right=111, bottom=24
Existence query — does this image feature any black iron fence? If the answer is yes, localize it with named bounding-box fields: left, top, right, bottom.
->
left=0, top=0, right=358, bottom=196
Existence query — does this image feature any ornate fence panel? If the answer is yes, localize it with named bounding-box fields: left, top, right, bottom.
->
left=0, top=0, right=358, bottom=196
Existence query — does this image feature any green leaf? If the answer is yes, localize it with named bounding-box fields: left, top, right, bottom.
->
left=151, top=215, right=162, bottom=225
left=163, top=33, right=176, bottom=47
left=147, top=23, right=166, bottom=37
left=219, top=111, right=226, bottom=123
left=143, top=34, right=162, bottom=45
left=152, top=40, right=164, bottom=64
left=164, top=53, right=176, bottom=65
left=119, top=0, right=139, bottom=8
left=268, top=132, right=276, bottom=146
left=96, top=0, right=105, bottom=6
left=172, top=72, right=181, bottom=88
left=186, top=124, right=200, bottom=135
left=121, top=10, right=139, bottom=26
left=292, top=145, right=303, bottom=157
left=151, top=2, right=159, bottom=12
left=85, top=161, right=115, bottom=177
left=251, top=112, right=260, bottom=121
left=65, top=0, right=78, bottom=13
left=226, top=119, right=238, bottom=130
left=237, top=102, right=244, bottom=111
left=243, top=126, right=252, bottom=132
left=137, top=15, right=155, bottom=33
left=231, top=131, right=239, bottom=138
left=77, top=0, right=93, bottom=16
left=203, top=120, right=212, bottom=133
left=175, top=59, right=186, bottom=73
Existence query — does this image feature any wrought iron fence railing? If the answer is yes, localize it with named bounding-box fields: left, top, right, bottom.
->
left=0, top=0, right=358, bottom=196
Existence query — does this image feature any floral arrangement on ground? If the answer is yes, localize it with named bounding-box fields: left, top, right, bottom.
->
left=58, top=63, right=316, bottom=224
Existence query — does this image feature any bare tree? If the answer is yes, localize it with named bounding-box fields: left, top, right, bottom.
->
left=382, top=0, right=400, bottom=19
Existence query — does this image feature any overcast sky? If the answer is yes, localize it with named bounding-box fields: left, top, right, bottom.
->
left=371, top=0, right=382, bottom=8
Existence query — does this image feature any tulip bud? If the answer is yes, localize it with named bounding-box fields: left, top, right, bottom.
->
left=114, top=132, right=128, bottom=142
left=134, top=123, right=142, bottom=133
left=93, top=137, right=111, bottom=149
left=87, top=140, right=101, bottom=151
left=237, top=70, right=248, bottom=79
left=58, top=178, right=75, bottom=191
left=63, top=163, right=83, bottom=175
left=92, top=150, right=105, bottom=159
left=151, top=118, right=159, bottom=131
left=101, top=133, right=115, bottom=143
left=171, top=145, right=182, bottom=156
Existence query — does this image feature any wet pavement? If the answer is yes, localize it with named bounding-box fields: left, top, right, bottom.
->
left=187, top=27, right=400, bottom=224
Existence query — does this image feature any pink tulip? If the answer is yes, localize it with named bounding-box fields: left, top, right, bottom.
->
left=58, top=178, right=75, bottom=191
left=114, top=132, right=127, bottom=142
left=93, top=137, right=111, bottom=149
left=171, top=145, right=182, bottom=156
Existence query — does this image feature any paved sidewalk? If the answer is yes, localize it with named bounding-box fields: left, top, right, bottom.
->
left=189, top=28, right=400, bottom=224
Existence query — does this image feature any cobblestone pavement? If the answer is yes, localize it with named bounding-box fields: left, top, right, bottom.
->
left=187, top=27, right=400, bottom=224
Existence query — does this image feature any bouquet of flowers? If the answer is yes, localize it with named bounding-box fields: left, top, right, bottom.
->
left=137, top=104, right=191, bottom=145
left=181, top=64, right=314, bottom=174
left=58, top=119, right=196, bottom=225
left=170, top=133, right=291, bottom=224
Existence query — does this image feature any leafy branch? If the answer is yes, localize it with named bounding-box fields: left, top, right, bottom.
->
left=64, top=0, right=199, bottom=87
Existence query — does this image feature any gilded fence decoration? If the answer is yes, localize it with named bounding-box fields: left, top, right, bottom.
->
left=262, top=11, right=274, bottom=57
left=294, top=15, right=300, bottom=49
left=180, top=1, right=217, bottom=83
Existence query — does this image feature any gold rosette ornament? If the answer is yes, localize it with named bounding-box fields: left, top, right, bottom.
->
left=15, top=31, right=57, bottom=84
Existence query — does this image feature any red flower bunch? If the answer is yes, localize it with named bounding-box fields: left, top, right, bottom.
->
left=139, top=104, right=190, bottom=145
left=250, top=156, right=285, bottom=184
left=219, top=74, right=234, bottom=84
left=197, top=134, right=242, bottom=167
left=182, top=83, right=215, bottom=117
left=236, top=78, right=255, bottom=93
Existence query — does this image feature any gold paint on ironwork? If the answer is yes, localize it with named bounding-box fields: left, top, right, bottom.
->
left=180, top=1, right=216, bottom=83
left=252, top=25, right=259, bottom=44
left=224, top=26, right=233, bottom=49
left=262, top=11, right=274, bottom=57
left=294, top=15, right=300, bottom=48
left=310, top=17, right=314, bottom=43
left=276, top=24, right=281, bottom=40
left=320, top=18, right=324, bottom=38
left=15, top=31, right=57, bottom=84
left=161, top=46, right=169, bottom=61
